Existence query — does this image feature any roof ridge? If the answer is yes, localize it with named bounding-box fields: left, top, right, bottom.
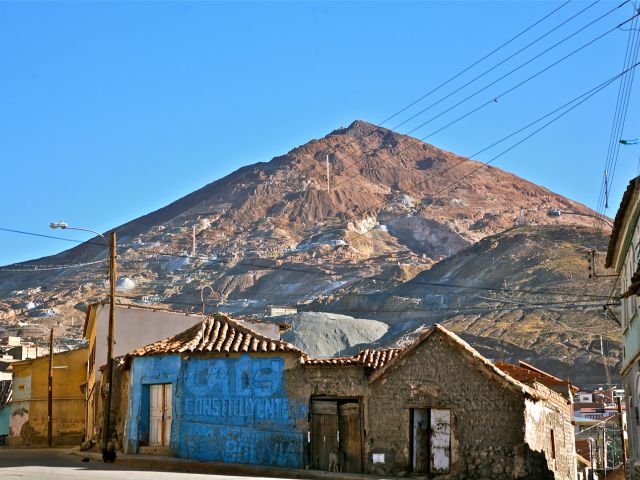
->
left=128, top=312, right=303, bottom=357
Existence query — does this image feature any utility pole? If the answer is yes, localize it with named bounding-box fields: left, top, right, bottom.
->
left=102, top=231, right=116, bottom=453
left=617, top=396, right=627, bottom=467
left=326, top=154, right=330, bottom=193
left=601, top=335, right=612, bottom=386
left=47, top=327, right=54, bottom=447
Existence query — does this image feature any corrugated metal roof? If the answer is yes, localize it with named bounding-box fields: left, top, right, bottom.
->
left=129, top=313, right=303, bottom=356
left=303, top=348, right=404, bottom=371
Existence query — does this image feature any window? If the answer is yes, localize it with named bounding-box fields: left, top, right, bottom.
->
left=550, top=429, right=556, bottom=460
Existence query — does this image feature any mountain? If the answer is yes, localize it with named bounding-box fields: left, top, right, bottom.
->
left=310, top=224, right=617, bottom=387
left=0, top=120, right=618, bottom=386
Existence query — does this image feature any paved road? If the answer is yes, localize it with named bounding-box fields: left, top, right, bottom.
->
left=0, top=449, right=286, bottom=480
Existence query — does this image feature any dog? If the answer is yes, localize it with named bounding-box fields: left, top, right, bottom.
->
left=328, top=450, right=344, bottom=472
left=102, top=441, right=117, bottom=463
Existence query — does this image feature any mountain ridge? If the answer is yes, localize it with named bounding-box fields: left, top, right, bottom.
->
left=0, top=120, right=618, bottom=386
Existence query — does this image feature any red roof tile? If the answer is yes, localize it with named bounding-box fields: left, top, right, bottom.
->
left=303, top=348, right=404, bottom=371
left=129, top=313, right=303, bottom=356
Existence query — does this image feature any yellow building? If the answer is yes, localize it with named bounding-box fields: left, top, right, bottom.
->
left=8, top=347, right=88, bottom=446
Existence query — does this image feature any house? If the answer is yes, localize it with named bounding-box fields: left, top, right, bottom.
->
left=7, top=347, right=87, bottom=446
left=0, top=380, right=11, bottom=444
left=83, top=302, right=206, bottom=443
left=83, top=302, right=282, bottom=445
left=606, top=176, right=640, bottom=478
left=107, top=314, right=576, bottom=479
left=266, top=305, right=298, bottom=317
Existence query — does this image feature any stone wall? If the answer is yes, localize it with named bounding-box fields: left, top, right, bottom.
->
left=523, top=383, right=576, bottom=480
left=366, top=331, right=528, bottom=478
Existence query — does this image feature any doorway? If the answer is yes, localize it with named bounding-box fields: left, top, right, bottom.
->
left=149, top=383, right=172, bottom=447
left=410, top=408, right=451, bottom=474
left=310, top=398, right=363, bottom=472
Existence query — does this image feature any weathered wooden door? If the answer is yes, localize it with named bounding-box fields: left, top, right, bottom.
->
left=430, top=409, right=451, bottom=474
left=311, top=400, right=338, bottom=470
left=412, top=408, right=430, bottom=474
left=338, top=402, right=362, bottom=473
left=150, top=383, right=172, bottom=446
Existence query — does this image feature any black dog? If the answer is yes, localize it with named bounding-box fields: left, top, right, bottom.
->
left=102, top=443, right=116, bottom=463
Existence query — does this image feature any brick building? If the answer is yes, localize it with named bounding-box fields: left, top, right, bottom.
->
left=107, top=314, right=576, bottom=479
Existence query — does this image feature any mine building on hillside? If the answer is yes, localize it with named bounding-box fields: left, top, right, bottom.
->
left=98, top=313, right=576, bottom=479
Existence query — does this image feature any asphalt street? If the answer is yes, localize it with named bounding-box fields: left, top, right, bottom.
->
left=0, top=449, right=289, bottom=480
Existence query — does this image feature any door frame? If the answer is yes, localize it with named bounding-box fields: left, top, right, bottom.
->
left=309, top=395, right=365, bottom=473
left=149, top=383, right=172, bottom=447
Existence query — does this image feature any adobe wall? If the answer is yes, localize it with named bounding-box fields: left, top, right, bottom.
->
left=122, top=351, right=307, bottom=468
left=524, top=382, right=576, bottom=480
left=366, top=331, right=529, bottom=479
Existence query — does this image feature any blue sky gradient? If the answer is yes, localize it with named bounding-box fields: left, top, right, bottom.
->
left=1, top=1, right=639, bottom=265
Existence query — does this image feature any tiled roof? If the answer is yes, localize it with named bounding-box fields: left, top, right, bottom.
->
left=303, top=348, right=404, bottom=371
left=129, top=313, right=303, bottom=356
left=495, top=360, right=578, bottom=393
left=606, top=176, right=638, bottom=268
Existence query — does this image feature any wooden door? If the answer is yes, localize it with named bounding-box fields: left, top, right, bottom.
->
left=311, top=400, right=338, bottom=470
left=150, top=384, right=171, bottom=447
left=430, top=409, right=451, bottom=473
left=338, top=402, right=362, bottom=473
left=412, top=408, right=430, bottom=474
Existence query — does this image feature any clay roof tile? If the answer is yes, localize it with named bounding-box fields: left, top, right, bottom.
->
left=128, top=313, right=303, bottom=357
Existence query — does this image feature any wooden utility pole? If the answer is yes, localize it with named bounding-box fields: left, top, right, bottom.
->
left=47, top=327, right=54, bottom=447
left=617, top=396, right=627, bottom=467
left=101, top=231, right=116, bottom=452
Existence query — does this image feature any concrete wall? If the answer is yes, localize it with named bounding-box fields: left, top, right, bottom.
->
left=8, top=347, right=87, bottom=446
left=124, top=352, right=307, bottom=468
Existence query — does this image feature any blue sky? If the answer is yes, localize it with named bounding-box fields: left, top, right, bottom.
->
left=1, top=0, right=639, bottom=266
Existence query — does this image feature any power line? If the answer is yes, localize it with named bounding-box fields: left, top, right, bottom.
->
left=391, top=0, right=603, bottom=131
left=404, top=4, right=636, bottom=136
left=596, top=9, right=640, bottom=218
left=320, top=61, right=638, bottom=240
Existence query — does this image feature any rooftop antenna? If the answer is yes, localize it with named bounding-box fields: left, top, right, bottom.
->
left=326, top=154, right=330, bottom=193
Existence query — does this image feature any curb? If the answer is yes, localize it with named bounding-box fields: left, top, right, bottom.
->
left=69, top=449, right=390, bottom=480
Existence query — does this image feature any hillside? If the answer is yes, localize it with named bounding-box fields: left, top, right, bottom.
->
left=0, top=120, right=618, bottom=386
left=313, top=225, right=618, bottom=387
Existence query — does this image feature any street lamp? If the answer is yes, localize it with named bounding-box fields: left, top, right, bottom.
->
left=50, top=221, right=116, bottom=458
left=546, top=209, right=614, bottom=229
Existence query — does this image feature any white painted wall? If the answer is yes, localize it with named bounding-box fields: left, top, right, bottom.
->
left=92, top=304, right=204, bottom=377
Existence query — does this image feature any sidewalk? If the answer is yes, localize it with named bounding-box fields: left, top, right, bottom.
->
left=69, top=448, right=395, bottom=480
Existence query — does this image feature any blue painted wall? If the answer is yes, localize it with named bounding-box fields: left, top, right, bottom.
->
left=125, top=353, right=307, bottom=469
left=0, top=405, right=9, bottom=437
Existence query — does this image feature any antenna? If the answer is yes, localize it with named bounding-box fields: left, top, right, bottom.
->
left=326, top=154, right=330, bottom=193
left=600, top=335, right=612, bottom=387
left=604, top=170, right=609, bottom=210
